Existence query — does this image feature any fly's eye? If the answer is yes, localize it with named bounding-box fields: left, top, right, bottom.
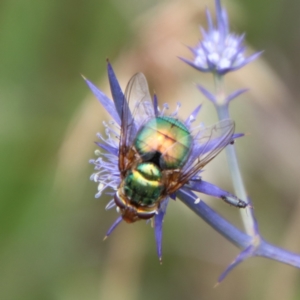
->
left=137, top=210, right=156, bottom=220
left=114, top=192, right=126, bottom=209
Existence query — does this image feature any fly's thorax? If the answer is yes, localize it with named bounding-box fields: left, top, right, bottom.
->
left=123, top=162, right=164, bottom=207
left=134, top=116, right=192, bottom=169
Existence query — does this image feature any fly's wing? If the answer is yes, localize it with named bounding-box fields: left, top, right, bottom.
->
left=165, top=119, right=235, bottom=194
left=119, top=73, right=155, bottom=176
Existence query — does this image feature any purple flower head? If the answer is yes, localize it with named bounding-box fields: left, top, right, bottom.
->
left=181, top=0, right=261, bottom=75
left=85, top=61, right=247, bottom=262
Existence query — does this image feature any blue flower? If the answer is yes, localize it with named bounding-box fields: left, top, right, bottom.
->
left=85, top=61, right=246, bottom=262
left=181, top=0, right=261, bottom=75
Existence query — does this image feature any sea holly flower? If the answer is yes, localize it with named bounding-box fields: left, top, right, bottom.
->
left=84, top=0, right=300, bottom=281
left=85, top=61, right=247, bottom=262
left=180, top=0, right=261, bottom=75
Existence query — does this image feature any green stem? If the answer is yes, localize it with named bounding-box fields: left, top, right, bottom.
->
left=214, top=75, right=255, bottom=236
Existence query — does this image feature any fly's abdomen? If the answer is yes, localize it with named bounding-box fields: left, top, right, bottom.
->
left=135, top=116, right=192, bottom=169
left=124, top=162, right=164, bottom=206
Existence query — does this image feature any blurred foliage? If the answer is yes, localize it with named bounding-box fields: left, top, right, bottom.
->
left=2, top=0, right=300, bottom=299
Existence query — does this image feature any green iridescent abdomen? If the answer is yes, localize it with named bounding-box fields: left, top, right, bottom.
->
left=124, top=163, right=164, bottom=206
left=135, top=116, right=192, bottom=169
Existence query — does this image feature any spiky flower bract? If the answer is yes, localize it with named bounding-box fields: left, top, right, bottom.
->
left=180, top=0, right=300, bottom=283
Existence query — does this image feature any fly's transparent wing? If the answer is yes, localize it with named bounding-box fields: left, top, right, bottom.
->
left=119, top=73, right=156, bottom=174
left=182, top=119, right=234, bottom=181
left=165, top=119, right=235, bottom=193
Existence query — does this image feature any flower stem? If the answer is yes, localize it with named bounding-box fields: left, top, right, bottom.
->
left=214, top=75, right=256, bottom=236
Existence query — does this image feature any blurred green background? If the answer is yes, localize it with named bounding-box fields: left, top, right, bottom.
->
left=2, top=0, right=300, bottom=299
